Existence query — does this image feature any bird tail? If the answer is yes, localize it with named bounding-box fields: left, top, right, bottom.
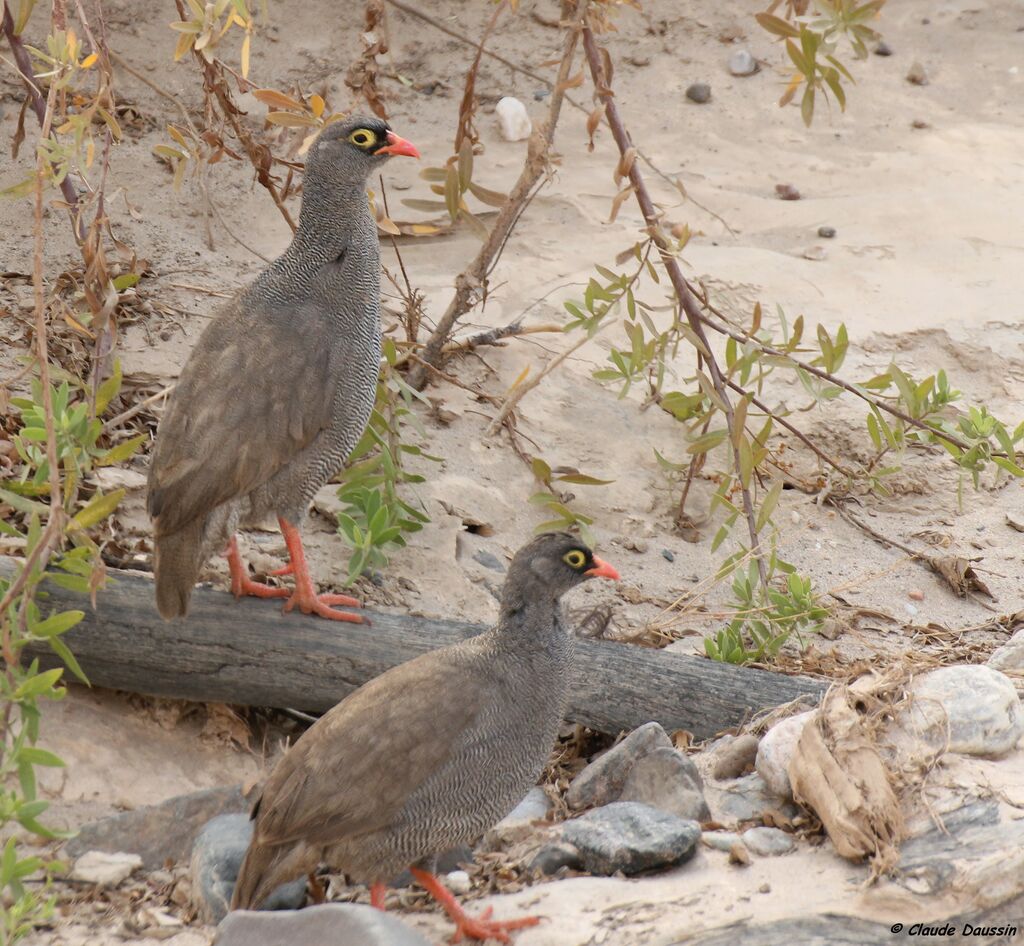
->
left=152, top=518, right=205, bottom=619
left=230, top=838, right=313, bottom=912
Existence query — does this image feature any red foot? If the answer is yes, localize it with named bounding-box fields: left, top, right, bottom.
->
left=278, top=517, right=364, bottom=623
left=410, top=867, right=540, bottom=944
left=370, top=881, right=387, bottom=910
left=226, top=536, right=289, bottom=600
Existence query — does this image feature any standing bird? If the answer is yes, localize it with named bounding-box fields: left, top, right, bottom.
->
left=229, top=532, right=620, bottom=942
left=147, top=117, right=419, bottom=622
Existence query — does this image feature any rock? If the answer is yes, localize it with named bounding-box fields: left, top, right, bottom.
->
left=756, top=711, right=815, bottom=800
left=900, top=665, right=1024, bottom=758
left=661, top=549, right=675, bottom=562
left=775, top=183, right=801, bottom=201
left=495, top=97, right=532, bottom=141
left=618, top=747, right=710, bottom=822
left=215, top=904, right=432, bottom=946
left=65, top=784, right=247, bottom=869
left=484, top=786, right=551, bottom=846
left=685, top=83, right=711, bottom=104
left=532, top=89, right=549, bottom=101
left=802, top=245, right=827, bottom=261
left=874, top=40, right=893, bottom=56
left=742, top=826, right=795, bottom=856
left=192, top=814, right=306, bottom=924
left=817, top=225, right=836, bottom=239
left=529, top=841, right=583, bottom=876
left=701, top=830, right=743, bottom=853
left=906, top=61, right=929, bottom=85
left=562, top=802, right=701, bottom=876
left=70, top=850, right=143, bottom=886
left=988, top=629, right=1024, bottom=672
left=567, top=721, right=673, bottom=810
left=443, top=870, right=471, bottom=895
left=727, top=48, right=758, bottom=76
left=471, top=549, right=505, bottom=572
left=710, top=734, right=760, bottom=780
left=707, top=772, right=799, bottom=823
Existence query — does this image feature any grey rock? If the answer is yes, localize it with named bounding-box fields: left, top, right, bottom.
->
left=756, top=710, right=815, bottom=799
left=686, top=83, right=711, bottom=104
left=710, top=733, right=760, bottom=780
left=707, top=772, right=800, bottom=824
left=484, top=786, right=551, bottom=846
left=215, top=904, right=432, bottom=946
left=874, top=41, right=893, bottom=56
left=567, top=721, right=673, bottom=810
left=906, top=61, right=929, bottom=85
left=562, top=801, right=700, bottom=876
left=728, top=48, right=759, bottom=76
left=817, top=225, right=837, bottom=239
left=529, top=841, right=583, bottom=876
left=472, top=549, right=505, bottom=572
left=192, top=814, right=306, bottom=924
left=701, top=831, right=743, bottom=853
left=661, top=549, right=675, bottom=562
left=618, top=747, right=710, bottom=822
left=742, top=826, right=795, bottom=856
left=533, top=89, right=550, bottom=102
left=899, top=665, right=1024, bottom=758
left=775, top=183, right=801, bottom=201
left=987, top=628, right=1024, bottom=672
left=70, top=851, right=142, bottom=886
left=65, top=784, right=247, bottom=869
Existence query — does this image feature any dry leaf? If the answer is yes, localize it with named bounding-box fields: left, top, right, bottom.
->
left=926, top=555, right=993, bottom=598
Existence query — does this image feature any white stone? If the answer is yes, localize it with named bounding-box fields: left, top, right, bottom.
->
left=742, top=826, right=795, bottom=856
left=701, top=830, right=743, bottom=852
left=70, top=850, right=142, bottom=886
left=495, top=97, right=532, bottom=142
left=444, top=870, right=471, bottom=895
left=901, top=665, right=1024, bottom=758
left=988, top=629, right=1024, bottom=673
left=755, top=710, right=816, bottom=800
left=728, top=48, right=758, bottom=76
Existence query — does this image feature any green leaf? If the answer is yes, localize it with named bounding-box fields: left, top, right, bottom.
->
left=17, top=747, right=65, bottom=767
left=0, top=489, right=49, bottom=517
left=756, top=480, right=784, bottom=532
left=70, top=488, right=125, bottom=531
left=756, top=12, right=800, bottom=38
left=687, top=429, right=728, bottom=455
left=31, top=610, right=84, bottom=637
left=95, top=433, right=147, bottom=466
left=47, top=635, right=88, bottom=685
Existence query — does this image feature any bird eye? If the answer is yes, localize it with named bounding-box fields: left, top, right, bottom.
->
left=563, top=550, right=586, bottom=569
left=348, top=128, right=376, bottom=148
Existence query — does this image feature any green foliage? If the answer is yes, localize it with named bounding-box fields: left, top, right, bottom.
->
left=528, top=458, right=614, bottom=546
left=335, top=341, right=437, bottom=583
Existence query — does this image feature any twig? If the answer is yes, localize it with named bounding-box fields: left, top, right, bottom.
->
left=407, top=0, right=588, bottom=389
left=581, top=24, right=768, bottom=587
left=828, top=500, right=922, bottom=560
left=444, top=321, right=564, bottom=353
left=405, top=354, right=500, bottom=405
left=101, top=383, right=175, bottom=432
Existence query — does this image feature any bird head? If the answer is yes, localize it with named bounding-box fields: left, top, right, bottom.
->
left=305, top=116, right=420, bottom=186
left=509, top=531, right=620, bottom=601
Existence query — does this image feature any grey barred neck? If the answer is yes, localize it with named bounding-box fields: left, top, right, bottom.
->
left=249, top=180, right=374, bottom=306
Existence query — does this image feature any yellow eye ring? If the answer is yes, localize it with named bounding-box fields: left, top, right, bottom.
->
left=348, top=128, right=376, bottom=148
left=563, top=550, right=586, bottom=569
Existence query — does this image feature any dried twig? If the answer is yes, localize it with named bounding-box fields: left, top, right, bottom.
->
left=444, top=321, right=564, bottom=354
left=581, top=24, right=768, bottom=586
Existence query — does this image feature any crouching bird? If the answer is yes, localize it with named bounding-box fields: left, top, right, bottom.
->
left=147, top=117, right=420, bottom=623
left=229, top=532, right=620, bottom=942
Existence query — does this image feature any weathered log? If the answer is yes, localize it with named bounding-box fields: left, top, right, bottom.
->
left=14, top=560, right=826, bottom=739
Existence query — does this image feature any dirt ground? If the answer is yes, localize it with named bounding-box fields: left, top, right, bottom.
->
left=3, top=0, right=1024, bottom=943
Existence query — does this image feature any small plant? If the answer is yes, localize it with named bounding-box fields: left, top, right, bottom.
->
left=528, top=457, right=613, bottom=546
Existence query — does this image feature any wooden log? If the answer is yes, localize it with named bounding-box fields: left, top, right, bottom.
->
left=13, top=560, right=826, bottom=739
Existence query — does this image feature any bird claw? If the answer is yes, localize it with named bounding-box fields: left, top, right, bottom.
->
left=449, top=909, right=539, bottom=944
left=268, top=562, right=295, bottom=577
left=282, top=590, right=365, bottom=623
left=231, top=574, right=291, bottom=600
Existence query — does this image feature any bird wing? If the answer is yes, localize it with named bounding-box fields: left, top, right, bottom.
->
left=146, top=295, right=334, bottom=535
left=251, top=642, right=491, bottom=849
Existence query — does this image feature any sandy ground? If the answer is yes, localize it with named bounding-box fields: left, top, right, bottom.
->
left=4, top=0, right=1024, bottom=943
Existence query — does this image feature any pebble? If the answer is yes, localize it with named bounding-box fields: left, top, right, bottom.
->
left=685, top=83, right=711, bottom=104
left=742, top=826, right=796, bottom=856
left=216, top=903, right=432, bottom=946
left=562, top=801, right=701, bottom=876
left=775, top=183, right=801, bottom=201
left=191, top=814, right=306, bottom=924
left=908, top=589, right=925, bottom=601
left=756, top=711, right=815, bottom=800
left=532, top=89, right=550, bottom=101
left=710, top=733, right=760, bottom=780
left=495, top=96, right=532, bottom=141
left=618, top=747, right=710, bottom=822
left=661, top=549, right=675, bottom=563
left=817, top=225, right=836, bottom=239
left=70, top=851, right=143, bottom=886
left=529, top=841, right=584, bottom=876
left=727, top=48, right=758, bottom=76
left=443, top=870, right=471, bottom=895
left=874, top=41, right=893, bottom=56
left=701, top=830, right=743, bottom=853
left=906, top=62, right=929, bottom=85
left=65, top=784, right=247, bottom=869
left=708, top=771, right=800, bottom=824
left=900, top=665, right=1024, bottom=758
left=567, top=721, right=673, bottom=810
left=802, top=245, right=827, bottom=261
left=472, top=549, right=505, bottom=572
left=988, top=629, right=1024, bottom=672
left=484, top=786, right=551, bottom=846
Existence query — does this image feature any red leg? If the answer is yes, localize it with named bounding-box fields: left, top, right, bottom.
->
left=226, top=535, right=290, bottom=600
left=370, top=881, right=387, bottom=910
left=277, top=518, right=364, bottom=623
left=409, top=867, right=540, bottom=944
